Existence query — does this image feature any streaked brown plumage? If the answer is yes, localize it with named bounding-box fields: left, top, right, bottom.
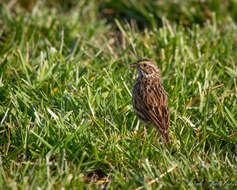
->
left=131, top=58, right=170, bottom=143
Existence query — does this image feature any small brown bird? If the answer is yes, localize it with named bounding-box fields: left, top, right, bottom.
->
left=131, top=58, right=170, bottom=143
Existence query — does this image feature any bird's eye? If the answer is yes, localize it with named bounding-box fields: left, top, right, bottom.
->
left=144, top=64, right=147, bottom=67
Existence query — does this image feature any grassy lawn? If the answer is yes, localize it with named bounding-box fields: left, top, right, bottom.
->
left=0, top=0, right=236, bottom=189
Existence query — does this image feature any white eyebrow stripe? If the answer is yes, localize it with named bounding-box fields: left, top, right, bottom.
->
left=139, top=61, right=157, bottom=68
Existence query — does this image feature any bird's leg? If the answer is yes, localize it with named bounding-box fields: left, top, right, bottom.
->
left=152, top=130, right=160, bottom=145
left=140, top=126, right=148, bottom=138
left=154, top=130, right=159, bottom=140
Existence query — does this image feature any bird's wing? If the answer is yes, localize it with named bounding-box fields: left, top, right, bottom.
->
left=142, top=81, right=170, bottom=132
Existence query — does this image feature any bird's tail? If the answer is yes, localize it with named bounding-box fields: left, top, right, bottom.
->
left=162, top=133, right=170, bottom=147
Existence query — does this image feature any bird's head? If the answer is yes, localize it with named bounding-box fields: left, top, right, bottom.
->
left=131, top=58, right=160, bottom=78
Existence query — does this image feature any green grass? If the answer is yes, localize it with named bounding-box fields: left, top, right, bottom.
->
left=0, top=0, right=237, bottom=189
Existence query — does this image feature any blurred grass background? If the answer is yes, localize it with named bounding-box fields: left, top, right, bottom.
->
left=16, top=0, right=237, bottom=25
left=0, top=0, right=237, bottom=189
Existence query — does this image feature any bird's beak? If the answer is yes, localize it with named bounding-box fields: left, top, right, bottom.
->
left=130, top=62, right=137, bottom=68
